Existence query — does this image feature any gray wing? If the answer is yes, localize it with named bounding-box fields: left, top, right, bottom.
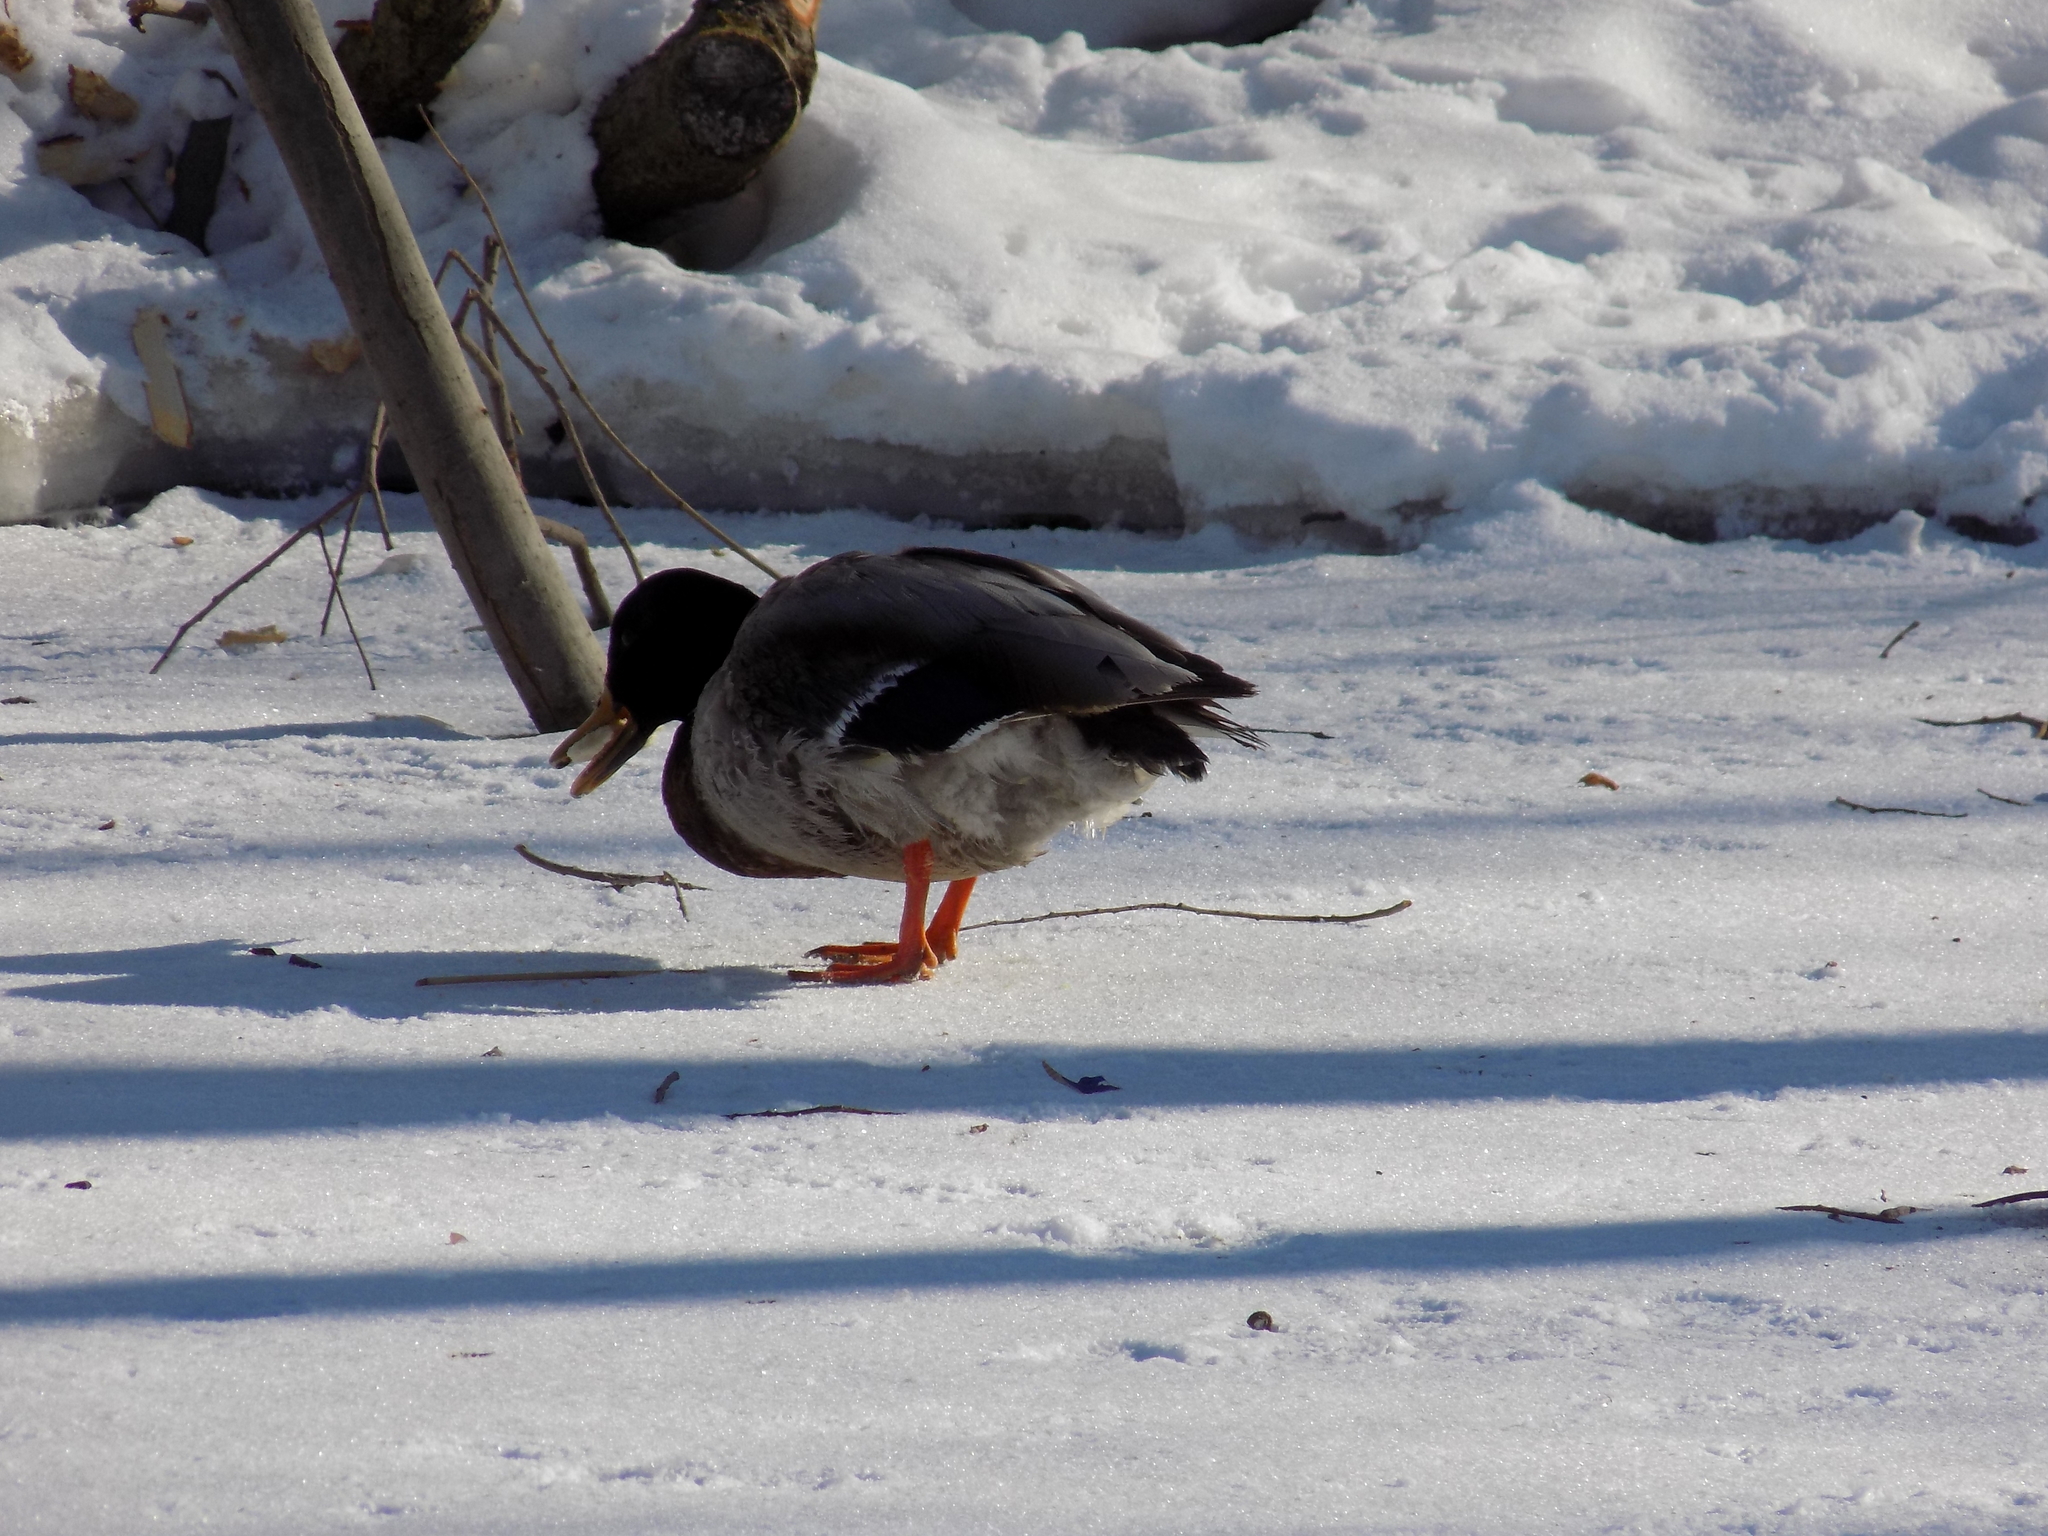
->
left=727, top=548, right=1255, bottom=757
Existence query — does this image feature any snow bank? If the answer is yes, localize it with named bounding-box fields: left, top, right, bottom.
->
left=4, top=0, right=2048, bottom=541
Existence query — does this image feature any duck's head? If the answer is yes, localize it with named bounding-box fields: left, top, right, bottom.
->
left=549, top=567, right=760, bottom=796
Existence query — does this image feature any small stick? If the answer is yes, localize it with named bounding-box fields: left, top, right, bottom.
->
left=1916, top=713, right=2048, bottom=740
left=364, top=404, right=395, bottom=550
left=652, top=1070, right=681, bottom=1104
left=1878, top=619, right=1919, bottom=659
left=151, top=485, right=361, bottom=671
left=1778, top=1204, right=1919, bottom=1224
left=1043, top=1060, right=1120, bottom=1094
left=1832, top=797, right=1966, bottom=819
left=723, top=1105, right=903, bottom=1119
left=423, top=120, right=778, bottom=581
left=313, top=520, right=378, bottom=690
left=514, top=842, right=704, bottom=916
left=1977, top=788, right=2032, bottom=807
left=962, top=897, right=1411, bottom=933
left=416, top=966, right=682, bottom=986
left=1248, top=727, right=1335, bottom=740
left=1973, top=1189, right=2048, bottom=1208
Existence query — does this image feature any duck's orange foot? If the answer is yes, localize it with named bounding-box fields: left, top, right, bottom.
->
left=789, top=942, right=936, bottom=985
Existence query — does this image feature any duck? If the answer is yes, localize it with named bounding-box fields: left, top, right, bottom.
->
left=549, top=546, right=1257, bottom=983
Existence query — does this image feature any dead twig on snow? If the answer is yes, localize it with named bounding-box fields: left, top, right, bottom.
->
left=962, top=897, right=1412, bottom=933
left=724, top=1105, right=903, bottom=1120
left=1973, top=1189, right=2048, bottom=1208
left=1977, top=788, right=2033, bottom=807
left=416, top=966, right=680, bottom=986
left=1832, top=798, right=1966, bottom=819
left=1778, top=1204, right=1920, bottom=1224
left=1916, top=713, right=2048, bottom=740
left=1878, top=620, right=1919, bottom=659
left=514, top=842, right=704, bottom=915
left=424, top=119, right=781, bottom=580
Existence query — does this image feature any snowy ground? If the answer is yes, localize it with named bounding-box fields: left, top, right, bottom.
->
left=4, top=494, right=2048, bottom=1532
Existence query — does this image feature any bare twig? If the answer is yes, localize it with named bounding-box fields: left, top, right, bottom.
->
left=128, top=0, right=212, bottom=31
left=533, top=517, right=615, bottom=629
left=514, top=842, right=704, bottom=916
left=1916, top=713, right=2048, bottom=740
left=962, top=897, right=1412, bottom=933
left=151, top=485, right=361, bottom=671
left=1977, top=788, right=2033, bottom=807
left=313, top=520, right=378, bottom=690
left=1248, top=727, right=1336, bottom=740
left=423, top=119, right=779, bottom=580
left=1778, top=1204, right=1920, bottom=1223
left=653, top=1070, right=681, bottom=1103
left=1973, top=1189, right=2048, bottom=1208
left=723, top=1105, right=903, bottom=1120
left=1831, top=797, right=1966, bottom=819
left=364, top=403, right=394, bottom=550
left=416, top=966, right=679, bottom=986
left=1878, top=619, right=1919, bottom=659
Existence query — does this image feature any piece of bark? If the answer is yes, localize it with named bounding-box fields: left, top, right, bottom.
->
left=590, top=0, right=818, bottom=248
left=164, top=115, right=234, bottom=252
left=333, top=0, right=502, bottom=140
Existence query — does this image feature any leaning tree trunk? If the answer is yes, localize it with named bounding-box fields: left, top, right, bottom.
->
left=334, top=0, right=502, bottom=140
left=590, top=0, right=818, bottom=248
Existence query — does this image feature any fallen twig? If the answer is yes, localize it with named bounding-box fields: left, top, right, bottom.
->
left=416, top=966, right=679, bottom=987
left=962, top=897, right=1411, bottom=933
left=151, top=483, right=363, bottom=671
left=313, top=520, right=377, bottom=690
left=1973, top=1189, right=2048, bottom=1208
left=1043, top=1060, right=1120, bottom=1095
left=1878, top=619, right=1919, bottom=660
left=1977, top=788, right=2033, bottom=807
left=425, top=120, right=781, bottom=581
left=1248, top=726, right=1335, bottom=740
left=723, top=1105, right=903, bottom=1119
left=652, top=1070, right=681, bottom=1104
left=1832, top=798, right=1966, bottom=819
left=1916, top=713, right=2048, bottom=740
left=514, top=842, right=704, bottom=916
left=1778, top=1204, right=1920, bottom=1224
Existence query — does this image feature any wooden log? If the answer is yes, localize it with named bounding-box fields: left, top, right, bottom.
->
left=333, top=0, right=502, bottom=141
left=210, top=0, right=605, bottom=732
left=590, top=0, right=818, bottom=249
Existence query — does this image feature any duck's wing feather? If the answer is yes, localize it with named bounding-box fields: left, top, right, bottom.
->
left=734, top=549, right=1257, bottom=763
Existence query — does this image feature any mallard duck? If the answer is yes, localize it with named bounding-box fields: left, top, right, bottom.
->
left=550, top=547, right=1257, bottom=982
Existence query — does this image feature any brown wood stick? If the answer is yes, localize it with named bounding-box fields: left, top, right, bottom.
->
left=416, top=966, right=680, bottom=987
left=423, top=121, right=781, bottom=581
left=514, top=843, right=703, bottom=916
left=961, top=897, right=1411, bottom=933
left=1778, top=1204, right=1918, bottom=1224
left=1878, top=619, right=1919, bottom=659
left=1973, top=1189, right=2048, bottom=1208
left=1916, top=712, right=2048, bottom=740
left=1832, top=798, right=1966, bottom=818
left=1977, top=788, right=2032, bottom=807
left=723, top=1105, right=903, bottom=1120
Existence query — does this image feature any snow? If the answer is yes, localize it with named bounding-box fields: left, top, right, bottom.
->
left=5, top=0, right=2048, bottom=533
left=5, top=489, right=2048, bottom=1531
left=6, top=0, right=2048, bottom=1525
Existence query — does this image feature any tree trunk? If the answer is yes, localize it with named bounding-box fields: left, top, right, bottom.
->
left=211, top=0, right=605, bottom=732
left=591, top=0, right=818, bottom=248
left=333, top=0, right=501, bottom=141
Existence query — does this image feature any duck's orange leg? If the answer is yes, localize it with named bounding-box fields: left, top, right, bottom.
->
left=792, top=841, right=938, bottom=984
left=924, top=877, right=977, bottom=963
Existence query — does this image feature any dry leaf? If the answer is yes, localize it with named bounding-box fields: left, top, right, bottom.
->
left=170, top=535, right=194, bottom=546
left=448, top=1232, right=468, bottom=1244
left=36, top=134, right=128, bottom=187
left=0, top=23, right=34, bottom=74
left=304, top=335, right=361, bottom=374
left=218, top=624, right=289, bottom=649
left=1580, top=772, right=1620, bottom=790
left=69, top=66, right=140, bottom=124
left=132, top=309, right=194, bottom=448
